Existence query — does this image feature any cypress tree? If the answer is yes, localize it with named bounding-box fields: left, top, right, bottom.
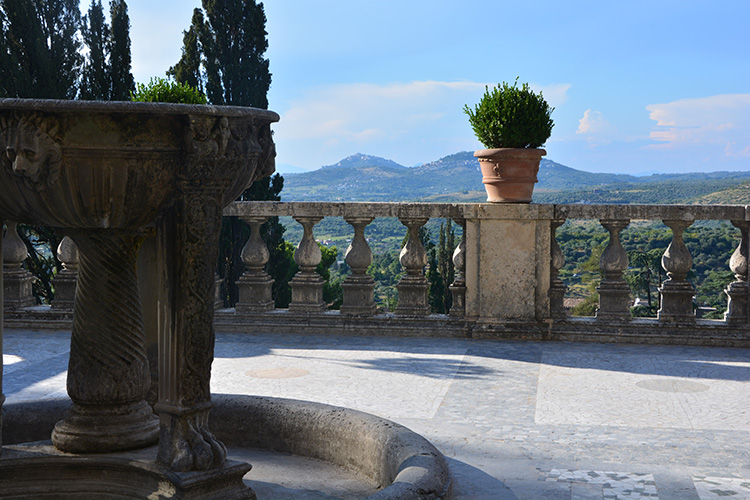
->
left=109, top=0, right=134, bottom=100
left=167, top=8, right=205, bottom=93
left=80, top=0, right=109, bottom=100
left=0, top=0, right=82, bottom=99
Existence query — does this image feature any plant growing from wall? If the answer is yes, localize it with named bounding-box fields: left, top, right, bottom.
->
left=131, top=77, right=207, bottom=104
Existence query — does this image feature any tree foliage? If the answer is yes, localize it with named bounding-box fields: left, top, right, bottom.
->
left=169, top=0, right=271, bottom=109
left=0, top=0, right=82, bottom=99
left=108, top=0, right=134, bottom=100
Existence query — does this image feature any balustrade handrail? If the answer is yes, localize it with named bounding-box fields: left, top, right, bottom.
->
left=6, top=201, right=750, bottom=345
left=224, top=201, right=750, bottom=222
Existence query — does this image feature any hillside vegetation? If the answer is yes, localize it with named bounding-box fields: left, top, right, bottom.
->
left=283, top=151, right=750, bottom=205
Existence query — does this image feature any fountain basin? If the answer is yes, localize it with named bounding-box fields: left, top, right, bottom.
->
left=0, top=99, right=278, bottom=228
left=1, top=396, right=453, bottom=499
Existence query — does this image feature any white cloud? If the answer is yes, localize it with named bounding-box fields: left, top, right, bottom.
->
left=274, top=80, right=571, bottom=168
left=577, top=109, right=612, bottom=135
left=646, top=94, right=750, bottom=157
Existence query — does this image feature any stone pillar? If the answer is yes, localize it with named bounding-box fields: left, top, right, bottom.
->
left=341, top=217, right=376, bottom=315
left=51, top=228, right=159, bottom=453
left=724, top=220, right=749, bottom=324
left=549, top=219, right=567, bottom=319
left=596, top=219, right=631, bottom=321
left=658, top=219, right=695, bottom=322
left=50, top=235, right=78, bottom=310
left=449, top=218, right=467, bottom=317
left=155, top=182, right=228, bottom=472
left=236, top=217, right=275, bottom=313
left=464, top=205, right=554, bottom=323
left=2, top=222, right=35, bottom=309
left=396, top=217, right=429, bottom=316
left=289, top=216, right=325, bottom=313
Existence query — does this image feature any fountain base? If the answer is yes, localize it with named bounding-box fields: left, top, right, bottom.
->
left=0, top=442, right=255, bottom=500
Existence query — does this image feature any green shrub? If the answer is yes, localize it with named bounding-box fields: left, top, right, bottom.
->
left=464, top=79, right=554, bottom=149
left=130, top=77, right=207, bottom=104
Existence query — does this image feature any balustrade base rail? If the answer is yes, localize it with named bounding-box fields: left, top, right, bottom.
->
left=6, top=305, right=750, bottom=347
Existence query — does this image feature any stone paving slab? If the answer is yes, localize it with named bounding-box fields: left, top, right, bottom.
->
left=3, top=329, right=750, bottom=499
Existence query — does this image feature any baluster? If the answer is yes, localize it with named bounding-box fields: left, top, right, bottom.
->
left=658, top=219, right=695, bottom=322
left=549, top=219, right=567, bottom=319
left=396, top=217, right=429, bottom=316
left=51, top=235, right=79, bottom=310
left=341, top=217, right=376, bottom=315
left=449, top=218, right=467, bottom=317
left=214, top=273, right=224, bottom=310
left=2, top=222, right=35, bottom=309
left=724, top=220, right=749, bottom=324
left=289, top=216, right=326, bottom=313
left=596, top=219, right=631, bottom=321
left=236, top=217, right=275, bottom=313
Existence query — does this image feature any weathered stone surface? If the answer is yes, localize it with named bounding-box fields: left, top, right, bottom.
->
left=396, top=218, right=429, bottom=316
left=0, top=99, right=279, bottom=471
left=236, top=217, right=274, bottom=313
left=2, top=222, right=35, bottom=310
left=596, top=219, right=631, bottom=322
left=289, top=216, right=326, bottom=313
left=341, top=217, right=377, bottom=315
left=658, top=219, right=696, bottom=323
left=725, top=220, right=749, bottom=324
left=50, top=235, right=77, bottom=310
left=4, top=396, right=453, bottom=500
left=51, top=228, right=158, bottom=453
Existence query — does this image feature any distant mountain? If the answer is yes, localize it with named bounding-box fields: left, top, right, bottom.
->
left=280, top=151, right=750, bottom=204
left=536, top=161, right=637, bottom=190
left=275, top=163, right=313, bottom=174
left=320, top=153, right=407, bottom=170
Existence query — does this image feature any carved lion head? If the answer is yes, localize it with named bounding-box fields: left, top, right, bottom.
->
left=1, top=112, right=62, bottom=191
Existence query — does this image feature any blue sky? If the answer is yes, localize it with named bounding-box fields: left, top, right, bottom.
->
left=108, top=0, right=749, bottom=174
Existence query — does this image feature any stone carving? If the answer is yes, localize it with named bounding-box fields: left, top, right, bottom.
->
left=288, top=216, right=326, bottom=313
left=156, top=182, right=228, bottom=472
left=2, top=222, right=35, bottom=310
left=52, top=229, right=159, bottom=453
left=51, top=235, right=78, bottom=310
left=596, top=219, right=631, bottom=321
left=254, top=121, right=276, bottom=182
left=658, top=219, right=695, bottom=322
left=396, top=218, right=430, bottom=315
left=449, top=218, right=467, bottom=317
left=0, top=112, right=61, bottom=190
left=725, top=220, right=749, bottom=324
left=0, top=100, right=277, bottom=498
left=341, top=217, right=376, bottom=315
left=236, top=217, right=275, bottom=313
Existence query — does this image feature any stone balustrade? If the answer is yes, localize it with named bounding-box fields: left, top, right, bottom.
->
left=5, top=202, right=750, bottom=346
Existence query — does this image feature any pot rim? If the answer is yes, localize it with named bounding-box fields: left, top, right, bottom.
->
left=474, top=147, right=546, bottom=159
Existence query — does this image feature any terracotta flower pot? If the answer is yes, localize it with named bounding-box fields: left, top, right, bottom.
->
left=474, top=148, right=546, bottom=203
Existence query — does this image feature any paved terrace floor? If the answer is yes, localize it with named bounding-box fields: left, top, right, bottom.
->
left=4, top=328, right=750, bottom=500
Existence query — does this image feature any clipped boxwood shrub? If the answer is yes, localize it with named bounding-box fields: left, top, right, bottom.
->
left=131, top=77, right=207, bottom=104
left=464, top=79, right=554, bottom=149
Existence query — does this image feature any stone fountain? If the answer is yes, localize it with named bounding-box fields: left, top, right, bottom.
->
left=0, top=99, right=453, bottom=499
left=0, top=98, right=277, bottom=499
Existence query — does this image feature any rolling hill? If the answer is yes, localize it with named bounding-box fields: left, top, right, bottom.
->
left=280, top=152, right=750, bottom=204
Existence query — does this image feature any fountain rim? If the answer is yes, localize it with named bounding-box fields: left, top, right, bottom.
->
left=0, top=98, right=280, bottom=122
